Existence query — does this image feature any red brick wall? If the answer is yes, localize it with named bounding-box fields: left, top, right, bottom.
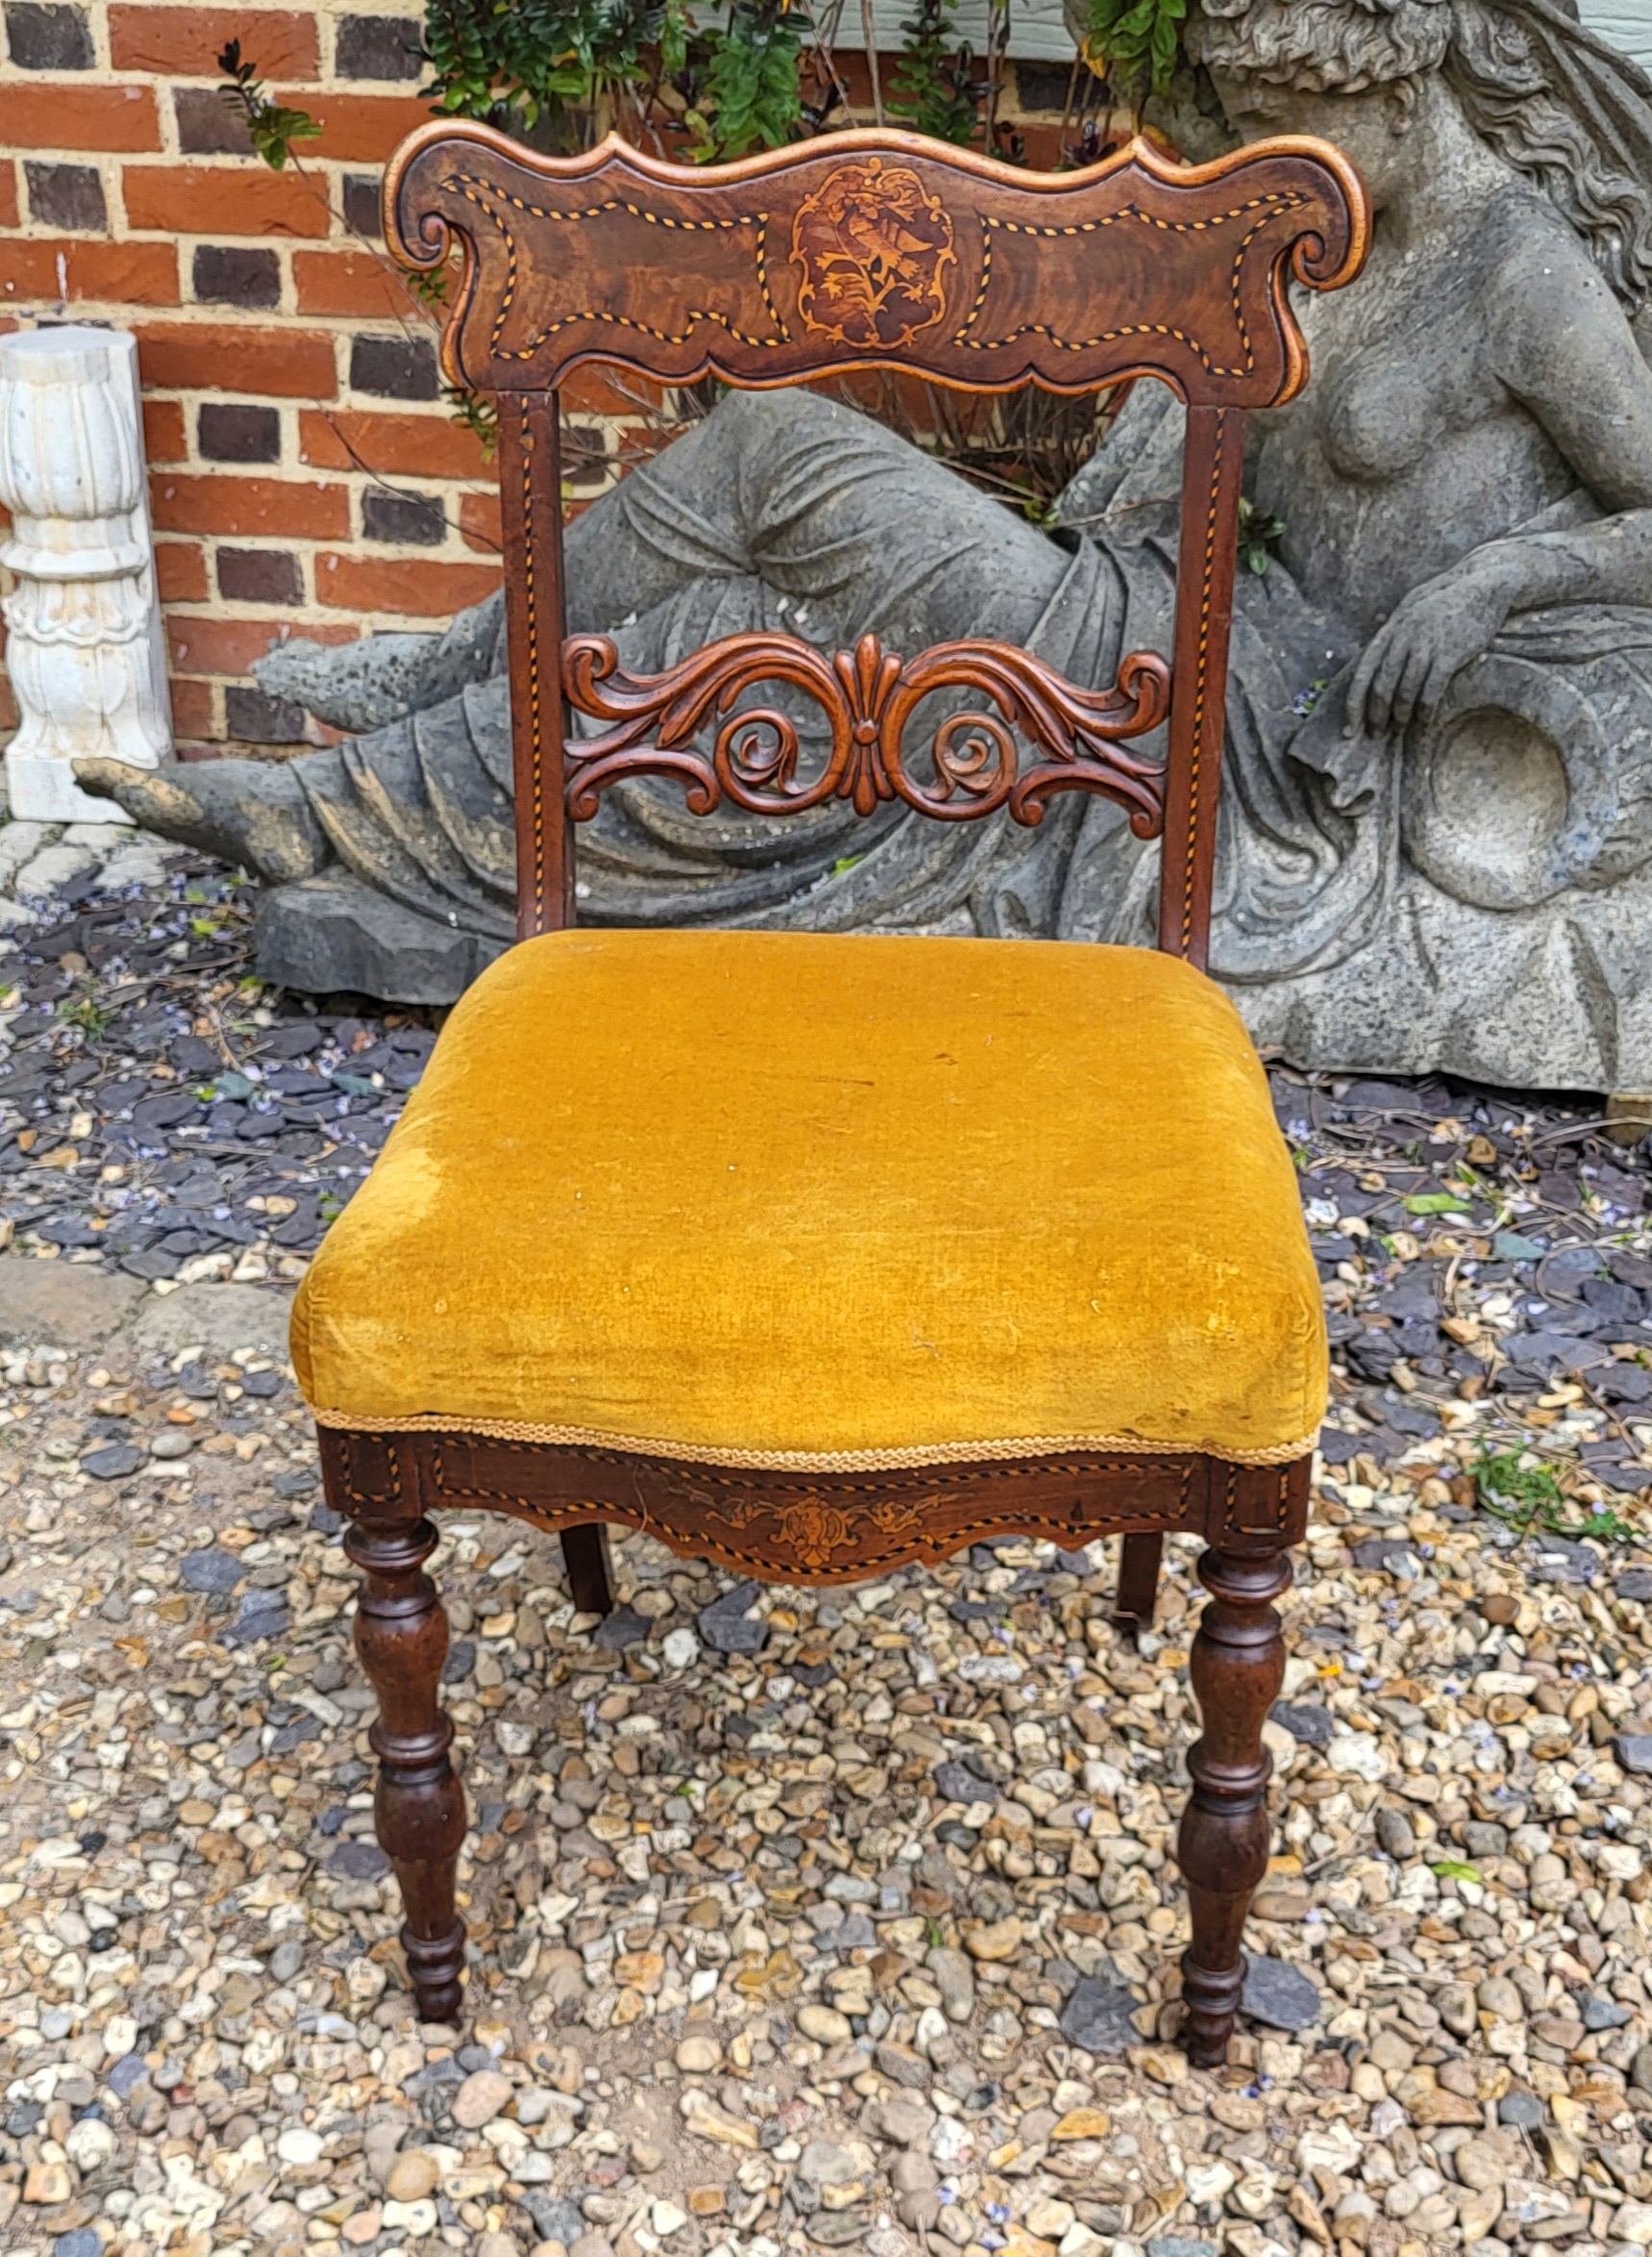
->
left=0, top=1, right=522, bottom=749
left=0, top=3, right=1078, bottom=751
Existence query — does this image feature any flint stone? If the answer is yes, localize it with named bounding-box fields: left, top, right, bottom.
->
left=934, top=1760, right=996, bottom=1804
left=1317, top=1426, right=1364, bottom=1466
left=1241, top=1956, right=1324, bottom=2032
left=591, top=1606, right=649, bottom=1650
left=224, top=1589, right=289, bottom=1645
left=328, top=1840, right=390, bottom=1880
left=1617, top=1736, right=1652, bottom=1777
left=698, top=1580, right=768, bottom=1655
left=526, top=2196, right=586, bottom=2244
left=1354, top=1538, right=1417, bottom=1570
left=1526, top=1537, right=1598, bottom=1585
left=1272, top=1702, right=1335, bottom=1747
left=1059, top=1977, right=1139, bottom=2056
left=805, top=2212, right=868, bottom=2245
left=180, top=1547, right=242, bottom=1593
left=1615, top=1568, right=1652, bottom=1600
left=82, top=1442, right=142, bottom=1479
left=1583, top=1995, right=1632, bottom=2031
left=1500, top=2091, right=1548, bottom=2127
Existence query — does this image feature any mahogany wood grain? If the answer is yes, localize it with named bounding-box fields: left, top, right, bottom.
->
left=1177, top=1547, right=1292, bottom=2066
left=323, top=1427, right=1312, bottom=2034
left=385, top=124, right=1366, bottom=407
left=1159, top=406, right=1245, bottom=969
left=497, top=390, right=571, bottom=939
left=331, top=116, right=1366, bottom=2052
left=1114, top=1530, right=1164, bottom=1643
left=341, top=1469, right=467, bottom=2022
left=560, top=1522, right=614, bottom=1618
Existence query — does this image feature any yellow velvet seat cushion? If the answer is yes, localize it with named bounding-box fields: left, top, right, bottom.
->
left=290, top=929, right=1326, bottom=1467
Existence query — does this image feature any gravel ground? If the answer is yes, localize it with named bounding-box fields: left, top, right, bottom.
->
left=5, top=820, right=1652, bottom=2257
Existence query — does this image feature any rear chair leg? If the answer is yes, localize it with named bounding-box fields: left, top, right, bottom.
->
left=1114, top=1531, right=1164, bottom=1645
left=562, top=1523, right=614, bottom=1616
left=346, top=1509, right=468, bottom=2022
left=1177, top=1543, right=1289, bottom=2066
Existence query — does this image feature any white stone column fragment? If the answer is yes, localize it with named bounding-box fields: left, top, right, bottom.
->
left=0, top=325, right=172, bottom=822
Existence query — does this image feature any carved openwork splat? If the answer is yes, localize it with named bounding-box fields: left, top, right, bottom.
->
left=561, top=629, right=1172, bottom=832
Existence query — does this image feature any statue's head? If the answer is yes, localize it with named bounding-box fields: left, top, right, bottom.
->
left=1186, top=0, right=1652, bottom=305
left=1187, top=0, right=1450, bottom=200
left=1188, top=0, right=1450, bottom=95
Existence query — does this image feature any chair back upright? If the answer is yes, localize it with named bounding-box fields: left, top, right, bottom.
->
left=385, top=123, right=1368, bottom=967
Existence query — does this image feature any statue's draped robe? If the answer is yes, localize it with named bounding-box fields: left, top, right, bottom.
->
left=263, top=388, right=1652, bottom=1082
left=276, top=390, right=1359, bottom=965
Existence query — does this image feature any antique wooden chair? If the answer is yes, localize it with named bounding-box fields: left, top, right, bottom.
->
left=294, top=120, right=1366, bottom=2064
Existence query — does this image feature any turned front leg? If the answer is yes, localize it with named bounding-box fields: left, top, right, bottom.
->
left=346, top=1513, right=468, bottom=2022
left=1176, top=1545, right=1289, bottom=2067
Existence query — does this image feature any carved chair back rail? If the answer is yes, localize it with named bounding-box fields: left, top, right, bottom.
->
left=385, top=122, right=1367, bottom=965
left=308, top=123, right=1366, bottom=2064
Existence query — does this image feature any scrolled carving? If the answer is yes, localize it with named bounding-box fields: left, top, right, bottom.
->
left=563, top=628, right=1170, bottom=833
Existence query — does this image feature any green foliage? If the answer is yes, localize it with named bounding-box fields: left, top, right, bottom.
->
left=422, top=0, right=695, bottom=136
left=692, top=0, right=809, bottom=159
left=217, top=39, right=323, bottom=169
left=443, top=382, right=500, bottom=461
left=1237, top=495, right=1286, bottom=576
left=1474, top=1447, right=1641, bottom=1546
left=1084, top=0, right=1186, bottom=100
left=59, top=993, right=111, bottom=1041
left=889, top=0, right=978, bottom=146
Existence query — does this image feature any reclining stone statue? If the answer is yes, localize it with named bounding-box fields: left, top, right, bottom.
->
left=81, top=0, right=1652, bottom=1092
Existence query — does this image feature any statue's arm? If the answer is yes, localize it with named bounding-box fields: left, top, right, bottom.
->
left=1348, top=238, right=1652, bottom=740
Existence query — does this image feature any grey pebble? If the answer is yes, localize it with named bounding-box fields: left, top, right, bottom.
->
left=1375, top=1806, right=1417, bottom=1859
left=1272, top=1701, right=1335, bottom=1748
left=934, top=1760, right=996, bottom=1804
left=82, top=1442, right=143, bottom=1480
left=591, top=1606, right=650, bottom=1650
left=1058, top=1976, right=1139, bottom=2056
left=179, top=1547, right=242, bottom=1593
left=697, top=1579, right=769, bottom=1655
left=1241, top=1954, right=1324, bottom=2031
left=804, top=2212, right=868, bottom=2245
left=1582, top=1994, right=1632, bottom=2032
left=328, top=1839, right=390, bottom=1880
left=1499, top=2090, right=1548, bottom=2127
left=106, top=2054, right=148, bottom=2099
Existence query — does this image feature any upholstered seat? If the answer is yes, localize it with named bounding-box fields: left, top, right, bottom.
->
left=292, top=927, right=1325, bottom=1467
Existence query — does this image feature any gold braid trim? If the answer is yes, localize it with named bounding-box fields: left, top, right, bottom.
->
left=305, top=1405, right=1316, bottom=1469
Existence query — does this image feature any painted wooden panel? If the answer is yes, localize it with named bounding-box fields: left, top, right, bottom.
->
left=1581, top=2, right=1652, bottom=66
left=819, top=0, right=1652, bottom=73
